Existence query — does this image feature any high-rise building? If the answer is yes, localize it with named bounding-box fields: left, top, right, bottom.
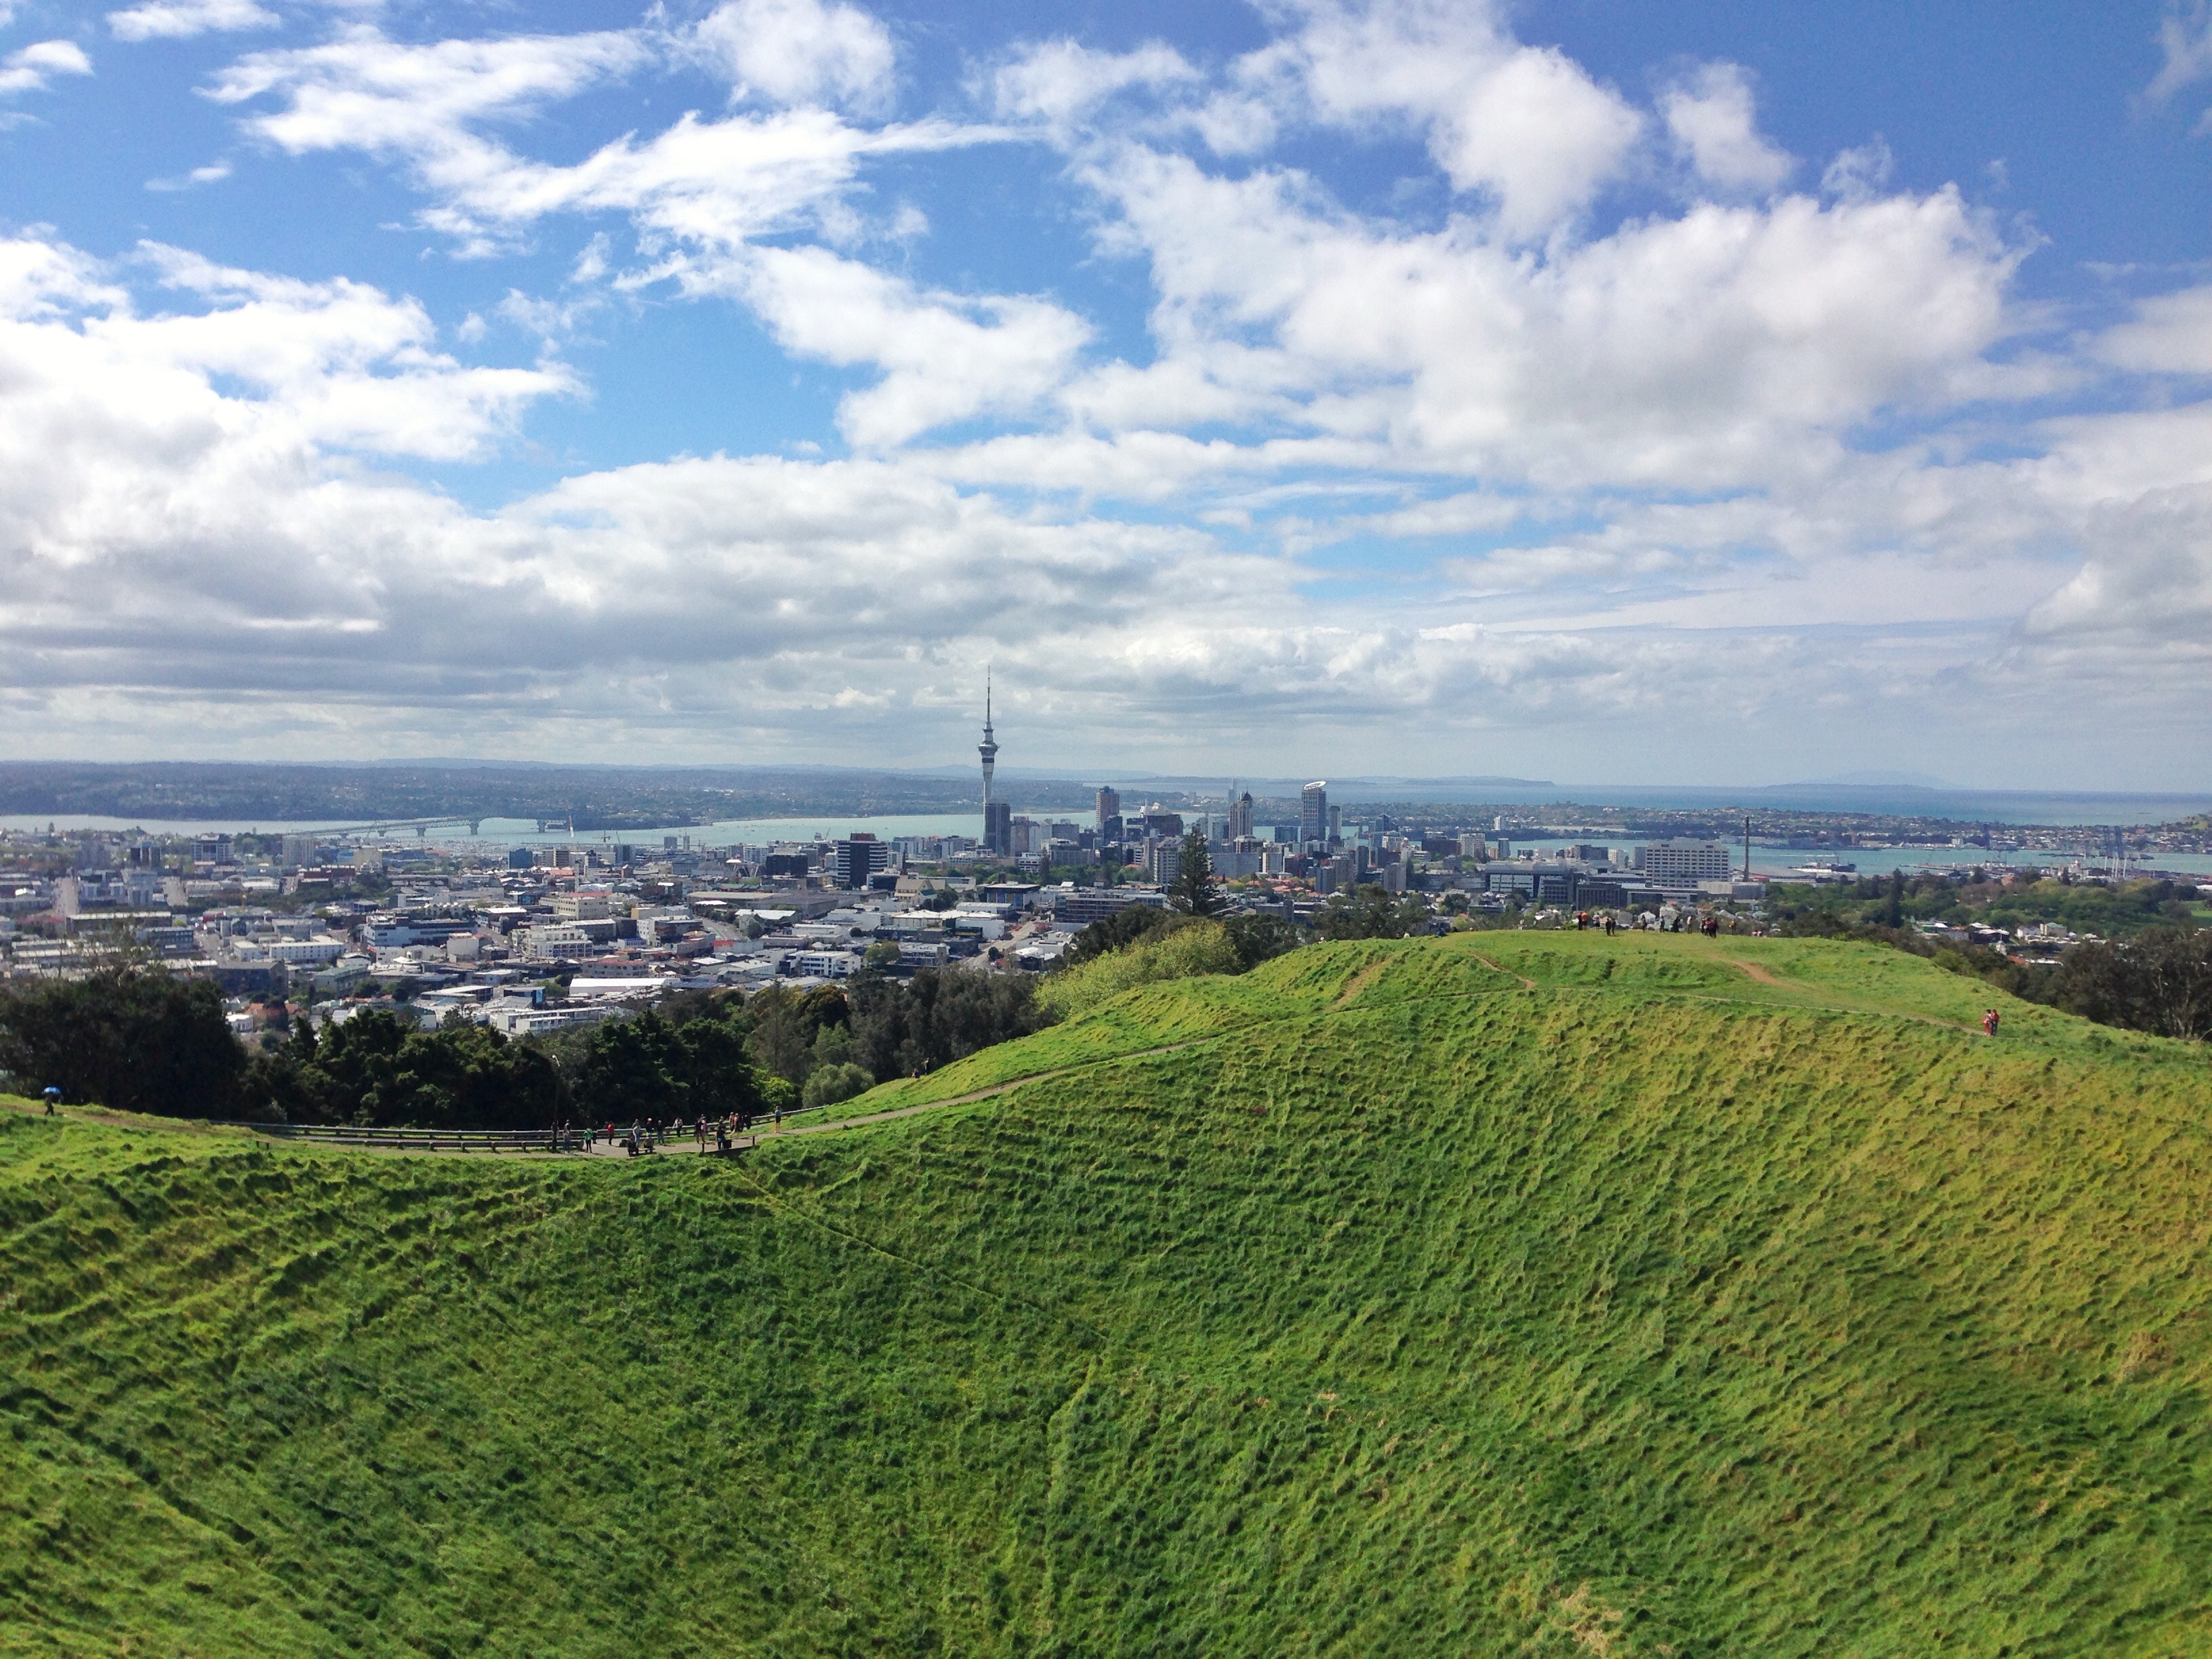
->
left=1147, top=838, right=1182, bottom=887
left=1095, top=785, right=1120, bottom=830
left=1633, top=840, right=1734, bottom=884
left=1328, top=804, right=1343, bottom=843
left=1300, top=781, right=1328, bottom=844
left=1227, top=790, right=1254, bottom=841
left=833, top=834, right=889, bottom=889
left=985, top=799, right=1011, bottom=857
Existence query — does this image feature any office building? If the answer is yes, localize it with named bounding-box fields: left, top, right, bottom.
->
left=1095, top=785, right=1120, bottom=830
left=832, top=834, right=890, bottom=890
left=1300, top=781, right=1328, bottom=844
left=1147, top=838, right=1181, bottom=887
left=1227, top=790, right=1254, bottom=841
left=1054, top=888, right=1168, bottom=928
left=984, top=799, right=1012, bottom=857
left=1633, top=840, right=1734, bottom=884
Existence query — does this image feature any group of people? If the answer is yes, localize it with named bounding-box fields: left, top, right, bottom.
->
left=1570, top=911, right=1728, bottom=937
left=546, top=1109, right=789, bottom=1157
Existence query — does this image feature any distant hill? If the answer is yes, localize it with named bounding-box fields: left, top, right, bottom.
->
left=0, top=760, right=1099, bottom=827
left=5, top=934, right=2209, bottom=1654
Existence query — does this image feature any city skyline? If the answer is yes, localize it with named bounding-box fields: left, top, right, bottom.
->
left=4, top=3, right=2212, bottom=786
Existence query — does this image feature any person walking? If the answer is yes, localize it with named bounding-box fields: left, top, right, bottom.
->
left=43, top=1085, right=60, bottom=1116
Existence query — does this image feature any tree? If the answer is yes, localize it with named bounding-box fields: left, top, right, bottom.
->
left=1222, top=912, right=1305, bottom=971
left=1881, top=872, right=1904, bottom=928
left=0, top=967, right=243, bottom=1119
left=2050, top=928, right=2212, bottom=1041
left=1170, top=831, right=1223, bottom=916
left=251, top=1009, right=565, bottom=1129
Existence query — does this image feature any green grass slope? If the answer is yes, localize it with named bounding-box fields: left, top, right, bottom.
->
left=5, top=933, right=2211, bottom=1656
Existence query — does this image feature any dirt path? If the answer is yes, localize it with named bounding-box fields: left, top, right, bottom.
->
left=752, top=1033, right=1223, bottom=1142
left=1724, top=958, right=1781, bottom=985
left=1471, top=954, right=1537, bottom=989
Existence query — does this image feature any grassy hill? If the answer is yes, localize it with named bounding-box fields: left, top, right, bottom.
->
left=5, top=932, right=2211, bottom=1656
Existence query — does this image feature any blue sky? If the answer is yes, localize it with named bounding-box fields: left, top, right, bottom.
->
left=3, top=0, right=2211, bottom=786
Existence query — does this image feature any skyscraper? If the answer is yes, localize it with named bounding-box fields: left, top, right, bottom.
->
left=1300, top=781, right=1328, bottom=844
left=1227, top=789, right=1254, bottom=841
left=1096, top=785, right=1120, bottom=831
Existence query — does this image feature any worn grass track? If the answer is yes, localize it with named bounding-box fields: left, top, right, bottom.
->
left=4, top=932, right=2210, bottom=1656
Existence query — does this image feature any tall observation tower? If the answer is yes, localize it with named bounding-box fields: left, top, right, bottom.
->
left=978, top=673, right=998, bottom=807
left=978, top=674, right=1009, bottom=855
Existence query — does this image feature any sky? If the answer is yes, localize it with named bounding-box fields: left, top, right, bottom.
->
left=3, top=0, right=2211, bottom=789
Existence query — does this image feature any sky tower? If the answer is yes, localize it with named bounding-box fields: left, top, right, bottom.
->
left=978, top=672, right=998, bottom=808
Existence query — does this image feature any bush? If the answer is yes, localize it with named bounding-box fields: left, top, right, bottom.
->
left=1036, top=920, right=1241, bottom=1021
left=0, top=967, right=243, bottom=1118
left=1064, top=904, right=1177, bottom=966
left=802, top=1062, right=874, bottom=1111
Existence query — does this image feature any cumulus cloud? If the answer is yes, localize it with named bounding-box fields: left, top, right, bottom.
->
left=2092, top=284, right=2212, bottom=373
left=1661, top=62, right=1792, bottom=191
left=1, top=39, right=92, bottom=97
left=990, top=39, right=1200, bottom=128
left=109, top=0, right=276, bottom=43
left=710, top=245, right=1092, bottom=446
left=1268, top=0, right=1642, bottom=239
left=691, top=0, right=896, bottom=114
left=1051, top=143, right=2020, bottom=491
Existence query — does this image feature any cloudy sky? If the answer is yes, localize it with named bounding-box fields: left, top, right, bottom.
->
left=3, top=0, right=2210, bottom=787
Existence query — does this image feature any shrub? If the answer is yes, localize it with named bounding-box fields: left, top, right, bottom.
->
left=802, top=1061, right=874, bottom=1111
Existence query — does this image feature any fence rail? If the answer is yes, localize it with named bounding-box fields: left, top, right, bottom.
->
left=211, top=1122, right=571, bottom=1153
left=207, top=1120, right=791, bottom=1155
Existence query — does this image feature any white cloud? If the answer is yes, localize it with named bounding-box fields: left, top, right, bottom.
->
left=691, top=0, right=896, bottom=114
left=991, top=39, right=1199, bottom=128
left=109, top=0, right=276, bottom=44
left=720, top=245, right=1092, bottom=445
left=2145, top=1, right=2212, bottom=105
left=1821, top=138, right=1894, bottom=200
left=2093, top=284, right=2212, bottom=373
left=210, top=28, right=995, bottom=255
left=1053, top=142, right=2020, bottom=491
left=1265, top=0, right=1642, bottom=239
left=1, top=38, right=92, bottom=96
left=1661, top=62, right=1792, bottom=191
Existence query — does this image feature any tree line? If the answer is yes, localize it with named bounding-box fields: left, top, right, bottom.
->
left=0, top=965, right=1052, bottom=1128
